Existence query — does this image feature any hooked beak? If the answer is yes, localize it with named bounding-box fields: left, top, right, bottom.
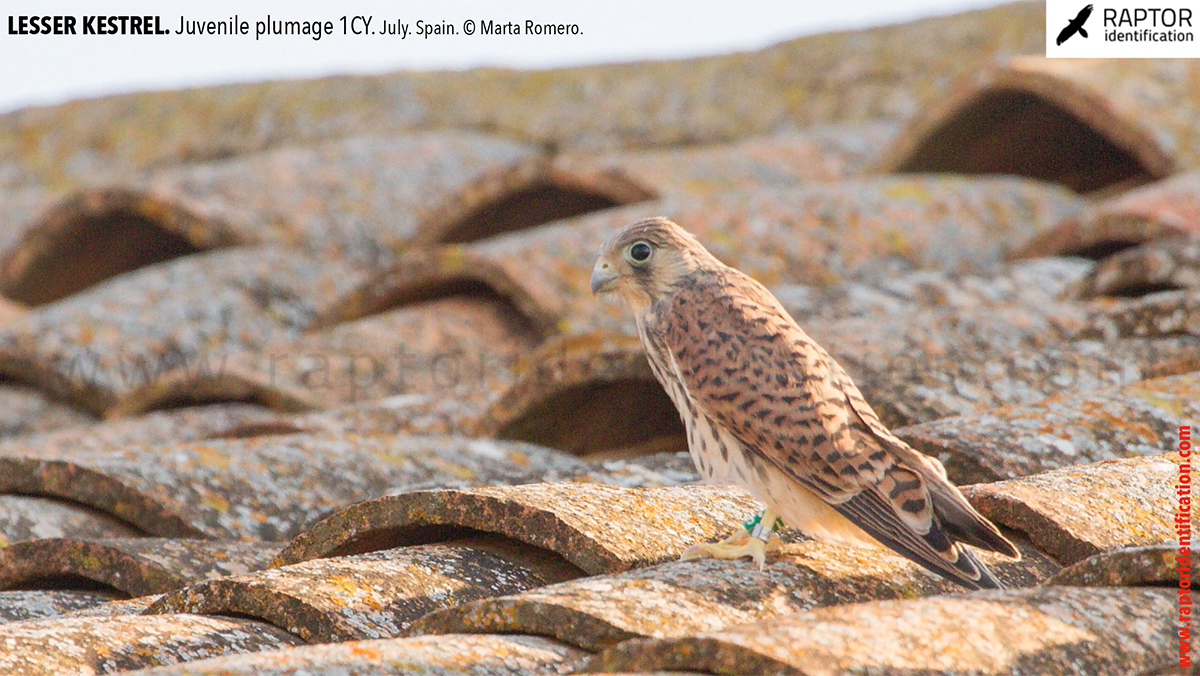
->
left=590, top=260, right=619, bottom=295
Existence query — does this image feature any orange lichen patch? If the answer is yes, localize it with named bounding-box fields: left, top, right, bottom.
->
left=416, top=155, right=655, bottom=244
left=881, top=57, right=1197, bottom=194
left=0, top=188, right=243, bottom=306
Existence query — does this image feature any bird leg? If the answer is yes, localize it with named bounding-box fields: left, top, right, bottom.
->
left=681, top=509, right=783, bottom=570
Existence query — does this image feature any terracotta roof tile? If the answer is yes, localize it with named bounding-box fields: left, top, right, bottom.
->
left=0, top=3, right=1044, bottom=186
left=274, top=483, right=759, bottom=575
left=964, top=453, right=1179, bottom=565
left=1017, top=172, right=1200, bottom=259
left=0, top=494, right=141, bottom=546
left=568, top=124, right=899, bottom=199
left=412, top=537, right=1057, bottom=652
left=0, top=613, right=302, bottom=675
left=149, top=544, right=565, bottom=643
left=0, top=246, right=363, bottom=414
left=1046, top=544, right=1177, bottom=587
left=1072, top=235, right=1200, bottom=299
left=883, top=57, right=1200, bottom=193
left=0, top=590, right=113, bottom=624
left=898, top=373, right=1200, bottom=482
left=0, top=537, right=279, bottom=597
left=124, top=633, right=583, bottom=676
left=0, top=383, right=94, bottom=438
left=0, top=433, right=592, bottom=541
left=590, top=587, right=1178, bottom=675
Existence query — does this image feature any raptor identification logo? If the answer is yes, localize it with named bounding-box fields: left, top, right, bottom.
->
left=1046, top=0, right=1199, bottom=56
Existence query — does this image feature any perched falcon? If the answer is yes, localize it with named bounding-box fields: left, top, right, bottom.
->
left=590, top=218, right=1019, bottom=589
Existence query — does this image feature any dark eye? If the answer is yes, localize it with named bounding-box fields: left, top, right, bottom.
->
left=628, top=241, right=652, bottom=263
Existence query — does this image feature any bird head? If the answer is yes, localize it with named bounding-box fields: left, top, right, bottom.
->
left=590, top=217, right=720, bottom=311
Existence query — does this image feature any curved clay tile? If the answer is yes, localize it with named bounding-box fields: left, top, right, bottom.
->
left=479, top=333, right=684, bottom=458
left=574, top=124, right=899, bottom=199
left=1084, top=289, right=1200, bottom=339
left=592, top=587, right=1176, bottom=675
left=0, top=186, right=59, bottom=262
left=0, top=591, right=113, bottom=624
left=0, top=433, right=591, bottom=542
left=60, top=595, right=162, bottom=618
left=0, top=188, right=242, bottom=306
left=0, top=614, right=301, bottom=675
left=415, top=154, right=654, bottom=244
left=463, top=176, right=1083, bottom=337
left=898, top=372, right=1200, bottom=483
left=1071, top=235, right=1200, bottom=298
left=0, top=134, right=627, bottom=305
left=0, top=2, right=1045, bottom=185
left=0, top=495, right=142, bottom=546
left=0, top=297, right=25, bottom=327
left=149, top=544, right=569, bottom=643
left=311, top=248, right=556, bottom=336
left=881, top=57, right=1199, bottom=194
left=1045, top=545, right=1176, bottom=587
left=0, top=246, right=363, bottom=416
left=0, top=403, right=278, bottom=456
left=128, top=286, right=543, bottom=415
left=123, top=633, right=582, bottom=676
left=0, top=538, right=279, bottom=598
left=274, top=483, right=759, bottom=575
left=412, top=538, right=1056, bottom=652
left=963, top=453, right=1179, bottom=565
left=0, top=383, right=95, bottom=438
left=1016, top=172, right=1200, bottom=259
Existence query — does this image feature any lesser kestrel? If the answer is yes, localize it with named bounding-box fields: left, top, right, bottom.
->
left=591, top=217, right=1019, bottom=589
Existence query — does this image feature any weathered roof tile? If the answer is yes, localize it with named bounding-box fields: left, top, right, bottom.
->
left=0, top=613, right=302, bottom=675
left=0, top=537, right=279, bottom=597
left=1046, top=544, right=1177, bottom=587
left=124, top=633, right=583, bottom=676
left=964, top=453, right=1178, bottom=565
left=0, top=590, right=113, bottom=624
left=884, top=57, right=1200, bottom=193
left=0, top=432, right=593, bottom=541
left=898, top=373, right=1200, bottom=482
left=1017, top=171, right=1200, bottom=258
left=0, top=3, right=1044, bottom=186
left=275, top=483, right=759, bottom=575
left=0, top=494, right=141, bottom=546
left=1072, top=235, right=1200, bottom=299
left=590, top=587, right=1178, bottom=675
left=149, top=544, right=565, bottom=643
left=412, top=537, right=1057, bottom=652
left=0, top=246, right=363, bottom=414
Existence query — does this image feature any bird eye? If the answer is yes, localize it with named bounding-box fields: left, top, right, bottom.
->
left=627, top=241, right=653, bottom=263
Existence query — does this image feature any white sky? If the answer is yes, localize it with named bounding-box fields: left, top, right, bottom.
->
left=0, top=0, right=1011, bottom=115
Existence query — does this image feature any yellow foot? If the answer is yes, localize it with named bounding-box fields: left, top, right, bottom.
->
left=681, top=529, right=781, bottom=571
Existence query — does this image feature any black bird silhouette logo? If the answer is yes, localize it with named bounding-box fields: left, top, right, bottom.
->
left=1057, top=4, right=1094, bottom=45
